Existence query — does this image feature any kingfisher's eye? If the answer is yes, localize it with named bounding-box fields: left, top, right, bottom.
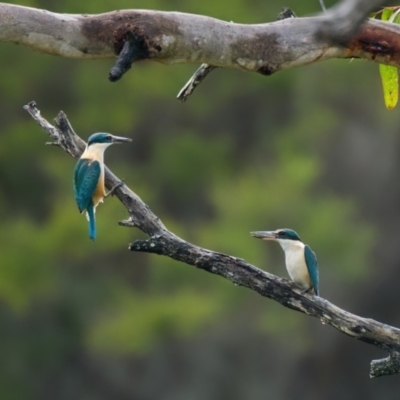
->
left=106, top=135, right=112, bottom=142
left=278, top=231, right=285, bottom=238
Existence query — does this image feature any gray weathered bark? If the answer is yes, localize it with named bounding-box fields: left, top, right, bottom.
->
left=0, top=0, right=396, bottom=80
left=24, top=101, right=400, bottom=378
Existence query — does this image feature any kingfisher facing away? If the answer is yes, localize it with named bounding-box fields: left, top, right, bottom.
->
left=250, top=229, right=319, bottom=295
left=74, top=132, right=132, bottom=240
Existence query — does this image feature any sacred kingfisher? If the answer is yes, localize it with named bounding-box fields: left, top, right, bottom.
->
left=250, top=229, right=319, bottom=295
left=74, top=132, right=132, bottom=240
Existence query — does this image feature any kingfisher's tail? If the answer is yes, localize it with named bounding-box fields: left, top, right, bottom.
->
left=87, top=204, right=96, bottom=241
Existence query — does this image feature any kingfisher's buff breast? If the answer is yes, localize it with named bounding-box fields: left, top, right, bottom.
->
left=92, top=169, right=105, bottom=207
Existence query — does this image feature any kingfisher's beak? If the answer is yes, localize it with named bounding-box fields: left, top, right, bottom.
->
left=250, top=231, right=277, bottom=240
left=111, top=135, right=132, bottom=144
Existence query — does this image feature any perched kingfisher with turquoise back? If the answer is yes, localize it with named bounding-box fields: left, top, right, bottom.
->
left=250, top=229, right=319, bottom=295
left=74, top=132, right=132, bottom=240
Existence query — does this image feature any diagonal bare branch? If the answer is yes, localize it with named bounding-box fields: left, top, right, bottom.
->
left=25, top=101, right=400, bottom=378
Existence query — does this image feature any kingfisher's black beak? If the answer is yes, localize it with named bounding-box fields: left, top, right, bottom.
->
left=112, top=135, right=132, bottom=144
left=250, top=231, right=277, bottom=240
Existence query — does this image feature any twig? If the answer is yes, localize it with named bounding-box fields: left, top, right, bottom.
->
left=176, top=64, right=218, bottom=102
left=370, top=352, right=400, bottom=378
left=277, top=8, right=297, bottom=20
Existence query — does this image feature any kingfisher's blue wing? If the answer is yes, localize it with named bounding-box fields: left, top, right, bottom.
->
left=304, top=245, right=319, bottom=296
left=74, top=159, right=101, bottom=212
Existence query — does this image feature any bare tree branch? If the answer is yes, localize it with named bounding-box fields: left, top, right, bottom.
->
left=24, top=101, right=400, bottom=378
left=1, top=0, right=399, bottom=85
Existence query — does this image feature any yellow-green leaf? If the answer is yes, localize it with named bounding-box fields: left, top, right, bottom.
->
left=381, top=8, right=393, bottom=21
left=379, top=8, right=399, bottom=110
left=379, top=64, right=398, bottom=110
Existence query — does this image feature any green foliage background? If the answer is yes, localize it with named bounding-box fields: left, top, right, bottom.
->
left=1, top=0, right=400, bottom=399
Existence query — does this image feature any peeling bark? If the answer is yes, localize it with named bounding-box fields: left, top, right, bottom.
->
left=24, top=101, right=400, bottom=378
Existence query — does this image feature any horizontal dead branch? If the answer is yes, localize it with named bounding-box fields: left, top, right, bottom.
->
left=25, top=101, right=400, bottom=378
left=0, top=0, right=398, bottom=82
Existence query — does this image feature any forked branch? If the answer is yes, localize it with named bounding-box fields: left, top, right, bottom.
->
left=25, top=101, right=400, bottom=378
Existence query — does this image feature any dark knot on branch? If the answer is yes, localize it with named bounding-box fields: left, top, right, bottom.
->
left=109, top=31, right=150, bottom=82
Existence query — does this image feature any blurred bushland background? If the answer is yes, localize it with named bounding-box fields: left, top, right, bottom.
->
left=1, top=0, right=400, bottom=398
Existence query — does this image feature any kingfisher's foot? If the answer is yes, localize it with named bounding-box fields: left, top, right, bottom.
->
left=105, top=180, right=124, bottom=198
left=301, top=286, right=314, bottom=295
